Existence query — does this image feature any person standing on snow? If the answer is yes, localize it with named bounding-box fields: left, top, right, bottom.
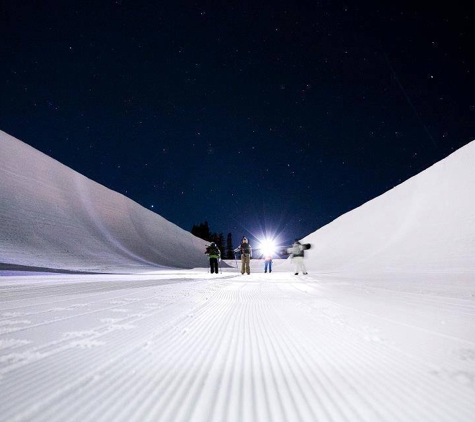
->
left=205, top=242, right=221, bottom=274
left=264, top=254, right=273, bottom=273
left=288, top=240, right=308, bottom=275
left=234, top=236, right=252, bottom=275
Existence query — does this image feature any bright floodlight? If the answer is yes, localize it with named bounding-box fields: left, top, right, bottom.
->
left=260, top=239, right=276, bottom=257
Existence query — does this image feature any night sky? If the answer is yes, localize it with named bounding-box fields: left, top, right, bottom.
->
left=1, top=1, right=474, bottom=246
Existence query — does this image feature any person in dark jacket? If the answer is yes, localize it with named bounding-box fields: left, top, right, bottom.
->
left=234, top=236, right=252, bottom=275
left=205, top=242, right=221, bottom=274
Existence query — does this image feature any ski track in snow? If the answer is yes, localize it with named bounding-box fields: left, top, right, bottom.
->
left=1, top=271, right=475, bottom=422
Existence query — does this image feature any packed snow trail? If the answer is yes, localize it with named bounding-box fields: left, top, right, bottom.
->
left=1, top=269, right=474, bottom=422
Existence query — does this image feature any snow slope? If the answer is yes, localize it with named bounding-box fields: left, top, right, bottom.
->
left=0, top=131, right=208, bottom=273
left=301, top=141, right=475, bottom=277
left=1, top=131, right=474, bottom=421
left=1, top=270, right=474, bottom=422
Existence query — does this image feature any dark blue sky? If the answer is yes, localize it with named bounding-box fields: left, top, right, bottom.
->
left=1, top=1, right=473, bottom=246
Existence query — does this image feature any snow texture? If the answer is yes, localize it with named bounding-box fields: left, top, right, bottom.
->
left=300, top=141, right=475, bottom=278
left=1, top=131, right=475, bottom=422
left=0, top=130, right=208, bottom=273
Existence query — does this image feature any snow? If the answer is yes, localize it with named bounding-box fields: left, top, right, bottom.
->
left=1, top=131, right=475, bottom=421
left=0, top=131, right=208, bottom=273
left=299, top=142, right=475, bottom=278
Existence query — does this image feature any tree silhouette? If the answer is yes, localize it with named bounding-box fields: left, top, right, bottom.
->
left=226, top=233, right=234, bottom=259
left=191, top=222, right=226, bottom=257
left=191, top=221, right=211, bottom=241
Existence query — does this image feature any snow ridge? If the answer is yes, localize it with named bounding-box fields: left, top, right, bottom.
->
left=0, top=131, right=207, bottom=273
left=301, top=141, right=475, bottom=277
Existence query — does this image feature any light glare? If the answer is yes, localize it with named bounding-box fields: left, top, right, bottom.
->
left=260, top=239, right=276, bottom=257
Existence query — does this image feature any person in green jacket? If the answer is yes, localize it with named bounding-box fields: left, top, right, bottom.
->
left=205, top=242, right=221, bottom=274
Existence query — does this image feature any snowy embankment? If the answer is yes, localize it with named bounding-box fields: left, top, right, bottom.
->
left=301, top=141, right=475, bottom=278
left=0, top=131, right=208, bottom=273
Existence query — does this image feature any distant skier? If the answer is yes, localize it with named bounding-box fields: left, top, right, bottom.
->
left=264, top=254, right=273, bottom=273
left=287, top=239, right=310, bottom=275
left=234, top=236, right=252, bottom=275
left=205, top=242, right=221, bottom=274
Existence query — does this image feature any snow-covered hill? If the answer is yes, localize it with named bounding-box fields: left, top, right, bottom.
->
left=301, top=141, right=475, bottom=278
left=2, top=129, right=474, bottom=279
left=0, top=131, right=208, bottom=273
left=1, top=131, right=475, bottom=422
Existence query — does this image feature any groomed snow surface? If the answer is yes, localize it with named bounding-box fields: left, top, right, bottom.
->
left=1, top=131, right=475, bottom=421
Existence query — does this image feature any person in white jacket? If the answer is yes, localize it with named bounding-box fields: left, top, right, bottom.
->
left=288, top=240, right=308, bottom=275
